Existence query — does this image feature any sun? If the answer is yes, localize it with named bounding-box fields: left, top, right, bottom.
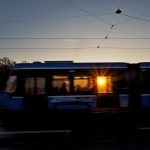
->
left=97, top=76, right=106, bottom=85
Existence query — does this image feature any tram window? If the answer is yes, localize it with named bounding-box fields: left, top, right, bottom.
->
left=115, top=76, right=129, bottom=94
left=97, top=76, right=112, bottom=94
left=25, top=77, right=34, bottom=95
left=74, top=76, right=95, bottom=94
left=52, top=76, right=70, bottom=95
left=25, top=77, right=46, bottom=95
left=5, top=76, right=17, bottom=94
left=37, top=77, right=46, bottom=95
left=140, top=71, right=150, bottom=93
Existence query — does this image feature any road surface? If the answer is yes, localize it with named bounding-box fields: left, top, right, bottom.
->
left=0, top=122, right=150, bottom=149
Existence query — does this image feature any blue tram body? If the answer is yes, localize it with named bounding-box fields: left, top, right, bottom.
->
left=0, top=61, right=150, bottom=128
left=0, top=62, right=129, bottom=111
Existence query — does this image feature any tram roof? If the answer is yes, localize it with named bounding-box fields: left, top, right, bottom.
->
left=13, top=62, right=128, bottom=70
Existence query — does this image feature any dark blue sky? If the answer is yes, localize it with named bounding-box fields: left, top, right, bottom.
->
left=0, top=0, right=150, bottom=62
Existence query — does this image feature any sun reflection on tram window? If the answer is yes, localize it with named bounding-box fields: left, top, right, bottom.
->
left=97, top=76, right=112, bottom=94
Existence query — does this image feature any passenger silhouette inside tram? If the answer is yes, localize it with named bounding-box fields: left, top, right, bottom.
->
left=75, top=84, right=82, bottom=94
left=60, top=82, right=68, bottom=94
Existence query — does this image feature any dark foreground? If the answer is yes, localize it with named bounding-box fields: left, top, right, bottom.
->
left=0, top=122, right=150, bottom=150
left=1, top=111, right=150, bottom=149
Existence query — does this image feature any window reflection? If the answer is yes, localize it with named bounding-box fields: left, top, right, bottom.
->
left=52, top=76, right=70, bottom=95
left=37, top=78, right=46, bottom=95
left=25, top=77, right=46, bottom=95
left=5, top=76, right=17, bottom=94
left=97, top=76, right=112, bottom=94
left=74, top=76, right=95, bottom=94
left=25, top=78, right=34, bottom=95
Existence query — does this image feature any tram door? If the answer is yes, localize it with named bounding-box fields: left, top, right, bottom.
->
left=23, top=76, right=48, bottom=109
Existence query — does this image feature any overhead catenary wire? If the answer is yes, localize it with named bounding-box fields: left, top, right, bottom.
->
left=114, top=12, right=150, bottom=26
left=119, top=13, right=150, bottom=22
left=98, top=25, right=114, bottom=48
left=0, top=0, right=149, bottom=47
left=0, top=37, right=150, bottom=40
left=0, top=0, right=150, bottom=63
left=114, top=1, right=150, bottom=26
left=0, top=46, right=150, bottom=50
left=0, top=47, right=97, bottom=50
left=62, top=0, right=115, bottom=48
left=115, top=0, right=126, bottom=14
left=98, top=46, right=150, bottom=50
left=62, top=0, right=113, bottom=26
left=99, top=5, right=150, bottom=47
left=118, top=0, right=126, bottom=9
left=1, top=1, right=148, bottom=45
left=0, top=12, right=113, bottom=24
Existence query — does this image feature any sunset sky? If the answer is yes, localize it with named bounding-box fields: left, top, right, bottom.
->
left=0, top=0, right=150, bottom=63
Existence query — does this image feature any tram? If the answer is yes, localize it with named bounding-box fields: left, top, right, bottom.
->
left=0, top=61, right=150, bottom=128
